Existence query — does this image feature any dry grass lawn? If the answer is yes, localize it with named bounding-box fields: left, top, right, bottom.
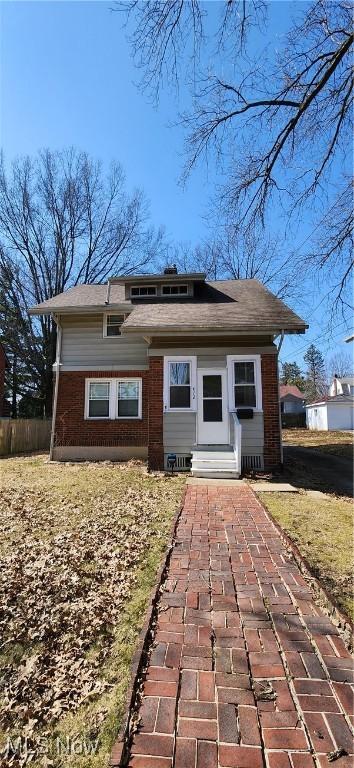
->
left=260, top=491, right=354, bottom=622
left=0, top=454, right=185, bottom=768
left=283, top=428, right=353, bottom=460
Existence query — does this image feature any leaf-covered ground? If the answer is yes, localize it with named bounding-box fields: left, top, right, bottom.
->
left=0, top=455, right=185, bottom=767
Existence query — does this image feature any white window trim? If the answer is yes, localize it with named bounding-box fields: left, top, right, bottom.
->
left=226, top=355, right=263, bottom=412
left=85, top=377, right=142, bottom=420
left=102, top=313, right=126, bottom=338
left=163, top=355, right=197, bottom=412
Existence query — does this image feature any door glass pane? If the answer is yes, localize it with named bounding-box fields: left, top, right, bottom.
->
left=170, top=362, right=190, bottom=385
left=170, top=386, right=190, bottom=408
left=234, top=385, right=256, bottom=407
left=203, top=399, right=222, bottom=422
left=234, top=362, right=255, bottom=385
left=203, top=375, right=222, bottom=398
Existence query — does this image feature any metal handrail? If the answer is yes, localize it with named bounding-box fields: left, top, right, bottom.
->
left=232, top=411, right=242, bottom=475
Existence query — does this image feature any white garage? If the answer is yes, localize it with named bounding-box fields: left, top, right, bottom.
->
left=306, top=395, right=354, bottom=431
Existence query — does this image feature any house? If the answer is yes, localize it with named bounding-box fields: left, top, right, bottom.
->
left=29, top=269, right=307, bottom=477
left=329, top=375, right=354, bottom=397
left=306, top=395, right=354, bottom=431
left=279, top=385, right=305, bottom=414
left=0, top=342, right=10, bottom=417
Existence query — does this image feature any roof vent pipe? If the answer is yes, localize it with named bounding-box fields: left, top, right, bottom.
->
left=164, top=264, right=178, bottom=275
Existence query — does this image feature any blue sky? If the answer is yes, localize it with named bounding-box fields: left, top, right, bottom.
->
left=1, top=0, right=352, bottom=372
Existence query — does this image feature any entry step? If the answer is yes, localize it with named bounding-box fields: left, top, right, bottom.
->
left=191, top=449, right=240, bottom=479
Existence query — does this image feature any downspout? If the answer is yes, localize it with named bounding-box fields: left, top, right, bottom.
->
left=50, top=314, right=62, bottom=461
left=105, top=280, right=111, bottom=305
left=276, top=330, right=285, bottom=466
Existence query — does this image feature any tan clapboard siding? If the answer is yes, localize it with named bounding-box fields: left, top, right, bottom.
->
left=149, top=338, right=277, bottom=355
left=230, top=412, right=264, bottom=454
left=163, top=412, right=196, bottom=450
left=60, top=314, right=148, bottom=369
left=197, top=354, right=226, bottom=368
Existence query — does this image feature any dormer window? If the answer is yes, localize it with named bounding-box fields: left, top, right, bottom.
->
left=162, top=284, right=188, bottom=296
left=130, top=285, right=157, bottom=297
left=103, top=313, right=125, bottom=337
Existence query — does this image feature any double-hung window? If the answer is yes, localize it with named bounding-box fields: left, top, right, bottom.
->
left=85, top=378, right=142, bottom=419
left=103, top=314, right=125, bottom=337
left=163, top=356, right=196, bottom=411
left=117, top=380, right=140, bottom=418
left=87, top=381, right=111, bottom=418
left=227, top=355, right=262, bottom=411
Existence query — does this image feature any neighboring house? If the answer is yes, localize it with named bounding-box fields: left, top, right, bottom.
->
left=306, top=395, right=354, bottom=431
left=29, top=269, right=307, bottom=477
left=0, top=342, right=10, bottom=417
left=279, top=384, right=305, bottom=414
left=329, top=375, right=354, bottom=397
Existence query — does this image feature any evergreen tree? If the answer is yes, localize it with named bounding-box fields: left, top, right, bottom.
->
left=304, top=345, right=327, bottom=402
left=280, top=362, right=305, bottom=390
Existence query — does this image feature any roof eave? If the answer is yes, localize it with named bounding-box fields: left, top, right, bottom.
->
left=121, top=324, right=307, bottom=336
left=28, top=303, right=131, bottom=316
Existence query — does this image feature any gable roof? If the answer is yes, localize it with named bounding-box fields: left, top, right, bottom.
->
left=29, top=278, right=307, bottom=334
left=279, top=385, right=304, bottom=400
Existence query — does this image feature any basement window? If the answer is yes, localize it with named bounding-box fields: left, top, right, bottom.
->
left=130, top=285, right=157, bottom=297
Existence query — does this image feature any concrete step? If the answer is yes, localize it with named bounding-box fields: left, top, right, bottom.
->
left=191, top=449, right=239, bottom=479
left=192, top=468, right=240, bottom=479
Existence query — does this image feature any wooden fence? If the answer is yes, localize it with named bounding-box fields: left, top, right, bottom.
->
left=0, top=419, right=51, bottom=457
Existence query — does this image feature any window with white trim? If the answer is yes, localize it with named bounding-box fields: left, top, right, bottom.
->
left=227, top=355, right=262, bottom=411
left=103, top=313, right=125, bottom=337
left=162, top=284, right=188, bottom=296
left=163, top=356, right=197, bottom=411
left=117, top=380, right=140, bottom=418
left=87, top=381, right=111, bottom=418
left=85, top=378, right=142, bottom=419
left=130, top=285, right=156, bottom=297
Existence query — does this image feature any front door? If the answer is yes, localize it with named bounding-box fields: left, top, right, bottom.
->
left=197, top=369, right=229, bottom=444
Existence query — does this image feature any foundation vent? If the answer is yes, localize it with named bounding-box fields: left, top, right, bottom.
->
left=242, top=454, right=263, bottom=471
left=164, top=453, right=192, bottom=471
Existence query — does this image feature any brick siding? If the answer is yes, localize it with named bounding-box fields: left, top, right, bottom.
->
left=261, top=353, right=282, bottom=471
left=147, top=357, right=164, bottom=470
left=55, top=370, right=149, bottom=448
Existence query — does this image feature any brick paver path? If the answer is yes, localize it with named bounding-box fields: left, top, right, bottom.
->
left=128, top=485, right=353, bottom=768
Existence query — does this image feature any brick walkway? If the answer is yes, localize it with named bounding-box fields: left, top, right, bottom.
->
left=127, top=485, right=353, bottom=768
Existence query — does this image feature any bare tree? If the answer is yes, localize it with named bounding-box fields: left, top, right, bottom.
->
left=0, top=149, right=165, bottom=415
left=118, top=0, right=353, bottom=307
left=327, top=350, right=353, bottom=380
left=156, top=225, right=297, bottom=299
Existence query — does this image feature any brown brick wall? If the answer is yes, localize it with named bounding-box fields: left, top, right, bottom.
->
left=148, top=357, right=164, bottom=470
left=55, top=370, right=149, bottom=448
left=261, top=353, right=282, bottom=471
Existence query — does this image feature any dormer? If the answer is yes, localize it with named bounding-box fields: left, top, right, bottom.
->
left=108, top=266, right=206, bottom=301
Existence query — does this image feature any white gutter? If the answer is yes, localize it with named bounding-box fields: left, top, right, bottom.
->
left=50, top=315, right=62, bottom=461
